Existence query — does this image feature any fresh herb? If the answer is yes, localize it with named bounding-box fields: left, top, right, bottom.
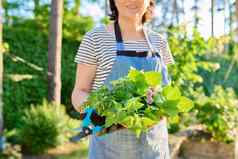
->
left=85, top=68, right=193, bottom=137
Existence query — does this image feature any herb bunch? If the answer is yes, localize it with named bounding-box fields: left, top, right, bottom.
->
left=85, top=68, right=193, bottom=137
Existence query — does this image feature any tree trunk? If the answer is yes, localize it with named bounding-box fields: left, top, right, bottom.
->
left=193, top=0, right=199, bottom=29
left=236, top=0, right=238, bottom=35
left=105, top=0, right=108, bottom=16
left=211, top=0, right=214, bottom=37
left=0, top=0, right=3, bottom=135
left=223, top=0, right=226, bottom=34
left=181, top=0, right=185, bottom=21
left=229, top=0, right=234, bottom=35
left=172, top=0, right=179, bottom=25
left=48, top=0, right=63, bottom=105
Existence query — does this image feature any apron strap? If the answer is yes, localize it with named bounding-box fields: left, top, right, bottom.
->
left=114, top=20, right=125, bottom=51
left=143, top=26, right=171, bottom=85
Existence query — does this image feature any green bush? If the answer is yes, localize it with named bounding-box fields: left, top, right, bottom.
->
left=3, top=16, right=94, bottom=130
left=16, top=100, right=78, bottom=155
left=194, top=86, right=238, bottom=143
left=165, top=26, right=219, bottom=133
left=166, top=26, right=238, bottom=139
left=199, top=54, right=238, bottom=96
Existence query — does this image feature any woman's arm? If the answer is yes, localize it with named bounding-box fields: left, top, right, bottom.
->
left=71, top=63, right=97, bottom=112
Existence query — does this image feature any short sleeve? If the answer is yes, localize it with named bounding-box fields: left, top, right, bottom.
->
left=74, top=32, right=97, bottom=65
left=160, top=38, right=175, bottom=65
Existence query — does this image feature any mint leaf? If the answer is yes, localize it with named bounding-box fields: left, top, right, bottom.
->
left=124, top=97, right=144, bottom=112
left=116, top=110, right=127, bottom=122
left=105, top=113, right=116, bottom=127
left=141, top=117, right=156, bottom=127
left=121, top=116, right=134, bottom=128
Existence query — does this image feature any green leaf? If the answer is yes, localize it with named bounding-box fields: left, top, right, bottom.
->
left=125, top=97, right=144, bottom=112
left=134, top=115, right=142, bottom=128
left=121, top=116, right=134, bottom=128
left=153, top=93, right=164, bottom=105
left=168, top=115, right=180, bottom=124
left=177, top=97, right=194, bottom=112
left=105, top=113, right=116, bottom=127
left=141, top=117, right=156, bottom=127
left=162, top=86, right=181, bottom=100
left=161, top=100, right=179, bottom=117
left=135, top=129, right=142, bottom=138
left=128, top=68, right=143, bottom=81
left=144, top=107, right=158, bottom=120
left=116, top=111, right=127, bottom=121
left=128, top=69, right=148, bottom=95
left=144, top=71, right=162, bottom=87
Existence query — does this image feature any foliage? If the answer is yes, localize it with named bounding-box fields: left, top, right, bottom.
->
left=85, top=69, right=193, bottom=137
left=167, top=26, right=219, bottom=92
left=193, top=86, right=238, bottom=143
left=63, top=14, right=94, bottom=42
left=3, top=16, right=94, bottom=130
left=16, top=100, right=78, bottom=155
left=165, top=26, right=219, bottom=133
left=199, top=54, right=238, bottom=96
left=165, top=26, right=238, bottom=141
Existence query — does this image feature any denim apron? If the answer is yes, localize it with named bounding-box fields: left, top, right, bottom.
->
left=88, top=21, right=170, bottom=159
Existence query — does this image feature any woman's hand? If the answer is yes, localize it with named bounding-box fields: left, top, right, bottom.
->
left=71, top=89, right=89, bottom=113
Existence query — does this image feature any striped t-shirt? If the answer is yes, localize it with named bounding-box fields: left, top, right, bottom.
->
left=74, top=25, right=174, bottom=90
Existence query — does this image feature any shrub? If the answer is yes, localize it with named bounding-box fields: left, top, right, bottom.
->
left=194, top=86, right=238, bottom=143
left=16, top=100, right=78, bottom=155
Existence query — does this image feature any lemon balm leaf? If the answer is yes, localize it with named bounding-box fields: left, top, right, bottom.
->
left=144, top=71, right=162, bottom=87
left=162, top=85, right=181, bottom=100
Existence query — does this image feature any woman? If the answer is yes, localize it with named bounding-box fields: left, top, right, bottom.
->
left=71, top=0, right=174, bottom=158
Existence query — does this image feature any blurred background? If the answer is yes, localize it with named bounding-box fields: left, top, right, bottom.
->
left=0, top=0, right=238, bottom=159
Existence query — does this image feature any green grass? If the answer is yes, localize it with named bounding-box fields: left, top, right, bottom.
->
left=53, top=141, right=89, bottom=159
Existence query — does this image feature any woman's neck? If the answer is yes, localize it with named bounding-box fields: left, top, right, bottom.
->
left=117, top=17, right=145, bottom=41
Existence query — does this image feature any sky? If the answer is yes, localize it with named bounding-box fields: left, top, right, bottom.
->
left=80, top=0, right=233, bottom=39
left=6, top=0, right=235, bottom=39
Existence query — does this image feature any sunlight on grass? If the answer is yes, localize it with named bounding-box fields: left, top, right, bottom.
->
left=6, top=74, right=35, bottom=82
left=50, top=140, right=89, bottom=159
left=8, top=54, right=44, bottom=72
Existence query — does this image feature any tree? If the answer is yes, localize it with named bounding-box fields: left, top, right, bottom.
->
left=105, top=0, right=109, bottom=16
left=155, top=0, right=185, bottom=27
left=191, top=0, right=201, bottom=29
left=235, top=0, right=238, bottom=35
left=33, top=0, right=40, bottom=17
left=224, top=0, right=238, bottom=80
left=172, top=0, right=179, bottom=25
left=48, top=0, right=63, bottom=105
left=211, top=0, right=215, bottom=37
left=0, top=0, right=3, bottom=135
